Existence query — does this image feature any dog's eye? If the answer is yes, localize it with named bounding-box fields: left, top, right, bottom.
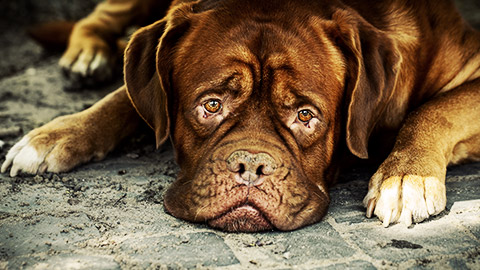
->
left=298, top=109, right=314, bottom=123
left=204, top=99, right=222, bottom=113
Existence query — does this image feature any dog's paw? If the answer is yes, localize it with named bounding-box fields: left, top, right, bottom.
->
left=59, top=32, right=114, bottom=84
left=1, top=115, right=106, bottom=177
left=363, top=151, right=447, bottom=227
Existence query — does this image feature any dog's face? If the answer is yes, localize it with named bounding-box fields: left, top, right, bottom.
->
left=124, top=1, right=400, bottom=231
left=164, top=9, right=348, bottom=231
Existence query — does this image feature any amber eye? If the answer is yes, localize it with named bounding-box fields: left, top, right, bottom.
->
left=203, top=99, right=222, bottom=113
left=298, top=109, right=314, bottom=123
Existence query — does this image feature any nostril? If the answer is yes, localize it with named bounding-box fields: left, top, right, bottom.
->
left=238, top=163, right=246, bottom=174
left=256, top=165, right=264, bottom=176
left=256, top=164, right=275, bottom=176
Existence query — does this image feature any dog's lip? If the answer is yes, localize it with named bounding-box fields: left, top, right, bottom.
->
left=207, top=204, right=274, bottom=232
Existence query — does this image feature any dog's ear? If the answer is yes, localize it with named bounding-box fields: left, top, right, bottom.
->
left=330, top=10, right=402, bottom=159
left=124, top=5, right=192, bottom=148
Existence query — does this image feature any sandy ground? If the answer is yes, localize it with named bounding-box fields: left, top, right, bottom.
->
left=0, top=1, right=479, bottom=269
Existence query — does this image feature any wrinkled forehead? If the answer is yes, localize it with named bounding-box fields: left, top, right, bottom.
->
left=172, top=9, right=345, bottom=106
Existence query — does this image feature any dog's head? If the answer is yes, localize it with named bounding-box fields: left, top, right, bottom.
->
left=124, top=0, right=400, bottom=231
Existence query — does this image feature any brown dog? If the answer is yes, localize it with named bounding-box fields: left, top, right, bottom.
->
left=2, top=0, right=480, bottom=232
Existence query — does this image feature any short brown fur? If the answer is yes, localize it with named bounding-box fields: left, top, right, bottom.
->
left=3, top=0, right=480, bottom=231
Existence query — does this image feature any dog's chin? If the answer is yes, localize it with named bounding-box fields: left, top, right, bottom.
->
left=207, top=205, right=274, bottom=232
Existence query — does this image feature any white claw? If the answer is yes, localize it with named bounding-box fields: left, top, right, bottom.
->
left=59, top=56, right=72, bottom=69
left=403, top=208, right=413, bottom=227
left=10, top=165, right=20, bottom=177
left=426, top=198, right=436, bottom=216
left=366, top=199, right=375, bottom=218
left=89, top=53, right=108, bottom=75
left=38, top=162, right=48, bottom=175
left=71, top=51, right=93, bottom=76
left=1, top=159, right=10, bottom=174
left=383, top=210, right=392, bottom=228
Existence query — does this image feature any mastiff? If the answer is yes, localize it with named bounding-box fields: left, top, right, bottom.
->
left=2, top=0, right=480, bottom=232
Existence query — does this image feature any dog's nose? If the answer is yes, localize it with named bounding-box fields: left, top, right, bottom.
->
left=226, top=150, right=277, bottom=186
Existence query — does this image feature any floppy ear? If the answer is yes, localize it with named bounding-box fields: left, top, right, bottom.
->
left=124, top=20, right=167, bottom=148
left=331, top=10, right=402, bottom=159
left=124, top=5, right=192, bottom=148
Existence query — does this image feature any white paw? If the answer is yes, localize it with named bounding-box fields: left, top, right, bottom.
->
left=1, top=115, right=105, bottom=177
left=364, top=173, right=446, bottom=227
left=61, top=51, right=111, bottom=76
left=1, top=136, right=44, bottom=177
left=1, top=135, right=68, bottom=177
left=59, top=34, right=114, bottom=83
left=60, top=51, right=113, bottom=81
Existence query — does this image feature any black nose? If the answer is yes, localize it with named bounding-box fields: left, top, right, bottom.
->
left=226, top=150, right=277, bottom=186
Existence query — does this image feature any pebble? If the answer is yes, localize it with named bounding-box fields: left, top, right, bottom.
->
left=33, top=175, right=44, bottom=183
left=126, top=153, right=140, bottom=159
left=0, top=126, right=22, bottom=138
left=25, top=67, right=36, bottom=76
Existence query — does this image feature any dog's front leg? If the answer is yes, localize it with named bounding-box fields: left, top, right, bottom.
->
left=364, top=78, right=480, bottom=227
left=1, top=86, right=140, bottom=176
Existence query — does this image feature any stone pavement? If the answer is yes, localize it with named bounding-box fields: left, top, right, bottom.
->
left=0, top=1, right=479, bottom=269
